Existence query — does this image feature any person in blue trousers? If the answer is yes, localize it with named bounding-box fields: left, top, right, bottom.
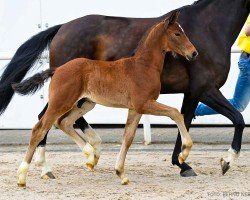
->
left=195, top=18, right=250, bottom=116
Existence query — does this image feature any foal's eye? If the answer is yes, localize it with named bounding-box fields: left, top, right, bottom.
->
left=175, top=33, right=181, bottom=37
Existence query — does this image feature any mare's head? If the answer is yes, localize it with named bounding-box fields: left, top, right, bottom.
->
left=162, top=11, right=198, bottom=61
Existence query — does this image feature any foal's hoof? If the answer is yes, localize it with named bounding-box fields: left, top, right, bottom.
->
left=180, top=169, right=197, bottom=177
left=121, top=177, right=129, bottom=185
left=17, top=182, right=26, bottom=188
left=94, top=155, right=100, bottom=166
left=220, top=158, right=230, bottom=175
left=41, top=172, right=56, bottom=180
left=86, top=163, right=94, bottom=172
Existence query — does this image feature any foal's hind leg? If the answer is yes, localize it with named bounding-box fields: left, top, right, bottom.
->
left=17, top=111, right=59, bottom=187
left=75, top=99, right=102, bottom=166
left=115, top=109, right=141, bottom=185
left=140, top=100, right=193, bottom=163
left=55, top=100, right=100, bottom=171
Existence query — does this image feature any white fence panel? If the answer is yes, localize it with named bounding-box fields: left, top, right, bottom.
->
left=0, top=0, right=249, bottom=128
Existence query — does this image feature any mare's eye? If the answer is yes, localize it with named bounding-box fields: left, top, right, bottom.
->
left=175, top=33, right=181, bottom=37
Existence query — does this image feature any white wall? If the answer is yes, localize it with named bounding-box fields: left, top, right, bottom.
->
left=0, top=0, right=249, bottom=128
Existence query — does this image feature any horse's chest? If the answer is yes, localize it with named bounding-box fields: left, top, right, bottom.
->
left=129, top=74, right=161, bottom=104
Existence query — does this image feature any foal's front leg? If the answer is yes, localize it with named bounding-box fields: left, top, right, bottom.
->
left=141, top=100, right=193, bottom=164
left=172, top=95, right=198, bottom=177
left=115, top=109, right=142, bottom=185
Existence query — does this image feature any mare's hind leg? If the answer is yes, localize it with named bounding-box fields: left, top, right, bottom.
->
left=34, top=103, right=56, bottom=180
left=115, top=109, right=141, bottom=185
left=141, top=100, right=193, bottom=164
left=200, top=88, right=244, bottom=175
left=17, top=110, right=60, bottom=187
left=55, top=100, right=100, bottom=171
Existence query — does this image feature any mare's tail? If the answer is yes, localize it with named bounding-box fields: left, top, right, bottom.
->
left=0, top=24, right=62, bottom=115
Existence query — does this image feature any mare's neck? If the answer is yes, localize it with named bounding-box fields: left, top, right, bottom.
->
left=187, top=0, right=249, bottom=50
left=134, top=23, right=166, bottom=72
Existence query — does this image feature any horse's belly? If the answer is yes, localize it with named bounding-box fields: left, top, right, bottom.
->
left=84, top=92, right=131, bottom=109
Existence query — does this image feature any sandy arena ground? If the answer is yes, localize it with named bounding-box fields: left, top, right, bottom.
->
left=0, top=128, right=250, bottom=200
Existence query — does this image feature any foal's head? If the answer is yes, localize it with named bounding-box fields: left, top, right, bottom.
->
left=162, top=11, right=198, bottom=61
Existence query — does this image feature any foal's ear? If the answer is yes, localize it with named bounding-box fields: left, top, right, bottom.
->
left=164, top=11, right=180, bottom=28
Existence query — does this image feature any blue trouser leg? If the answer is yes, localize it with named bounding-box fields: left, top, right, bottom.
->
left=195, top=56, right=250, bottom=116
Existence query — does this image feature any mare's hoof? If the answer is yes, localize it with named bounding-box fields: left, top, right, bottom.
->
left=180, top=169, right=197, bottom=177
left=41, top=172, right=56, bottom=180
left=220, top=158, right=230, bottom=175
left=17, top=182, right=26, bottom=188
left=121, top=177, right=129, bottom=185
left=86, top=163, right=94, bottom=171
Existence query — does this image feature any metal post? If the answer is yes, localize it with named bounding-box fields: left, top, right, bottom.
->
left=143, top=115, right=152, bottom=145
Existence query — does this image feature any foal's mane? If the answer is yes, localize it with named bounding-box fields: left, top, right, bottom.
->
left=131, top=0, right=208, bottom=56
left=134, top=22, right=165, bottom=55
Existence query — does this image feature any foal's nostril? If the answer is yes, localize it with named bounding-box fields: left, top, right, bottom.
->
left=192, top=51, right=198, bottom=59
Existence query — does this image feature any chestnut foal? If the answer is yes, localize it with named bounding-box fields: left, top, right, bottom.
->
left=13, top=11, right=197, bottom=187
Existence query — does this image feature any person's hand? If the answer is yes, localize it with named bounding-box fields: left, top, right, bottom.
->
left=245, top=24, right=250, bottom=36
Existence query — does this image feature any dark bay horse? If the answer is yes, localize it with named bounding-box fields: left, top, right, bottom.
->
left=13, top=13, right=197, bottom=187
left=0, top=0, right=249, bottom=177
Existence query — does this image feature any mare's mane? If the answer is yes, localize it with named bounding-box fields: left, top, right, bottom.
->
left=132, top=0, right=208, bottom=56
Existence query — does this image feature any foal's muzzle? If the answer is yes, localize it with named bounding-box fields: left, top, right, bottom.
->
left=186, top=51, right=198, bottom=61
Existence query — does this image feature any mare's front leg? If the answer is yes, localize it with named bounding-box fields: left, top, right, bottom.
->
left=141, top=100, right=193, bottom=164
left=199, top=88, right=244, bottom=175
left=115, top=109, right=142, bottom=185
left=171, top=94, right=199, bottom=177
left=34, top=103, right=56, bottom=179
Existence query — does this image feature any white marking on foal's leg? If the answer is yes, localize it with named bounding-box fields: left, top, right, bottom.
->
left=82, top=143, right=95, bottom=171
left=34, top=146, right=54, bottom=179
left=115, top=152, right=129, bottom=185
left=84, top=127, right=102, bottom=165
left=17, top=161, right=29, bottom=187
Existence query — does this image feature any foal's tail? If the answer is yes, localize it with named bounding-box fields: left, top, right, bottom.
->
left=12, top=69, right=55, bottom=96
